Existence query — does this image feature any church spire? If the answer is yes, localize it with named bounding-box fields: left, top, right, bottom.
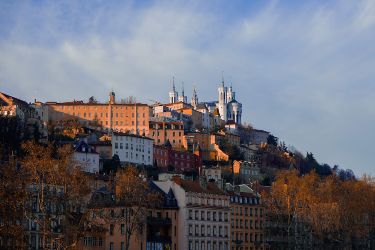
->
left=221, top=71, right=225, bottom=86
left=191, top=86, right=198, bottom=109
left=172, top=76, right=175, bottom=91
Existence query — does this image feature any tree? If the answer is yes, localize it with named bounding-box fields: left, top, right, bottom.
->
left=267, top=134, right=278, bottom=147
left=115, top=166, right=161, bottom=250
left=0, top=157, right=28, bottom=248
left=120, top=96, right=137, bottom=104
left=88, top=96, right=98, bottom=103
left=264, top=169, right=375, bottom=248
left=20, top=141, right=91, bottom=249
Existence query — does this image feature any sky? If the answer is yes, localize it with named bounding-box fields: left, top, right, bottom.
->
left=0, top=0, right=374, bottom=176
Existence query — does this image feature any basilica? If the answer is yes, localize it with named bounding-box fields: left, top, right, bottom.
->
left=168, top=78, right=242, bottom=124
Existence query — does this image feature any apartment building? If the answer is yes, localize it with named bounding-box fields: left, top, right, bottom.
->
left=149, top=120, right=184, bottom=148
left=46, top=91, right=151, bottom=135
left=154, top=177, right=231, bottom=250
left=227, top=184, right=265, bottom=250
left=112, top=131, right=153, bottom=166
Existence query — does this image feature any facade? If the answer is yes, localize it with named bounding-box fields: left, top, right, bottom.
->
left=149, top=120, right=184, bottom=148
left=74, top=141, right=100, bottom=173
left=30, top=101, right=49, bottom=143
left=249, top=129, right=270, bottom=145
left=233, top=161, right=262, bottom=184
left=154, top=177, right=231, bottom=250
left=112, top=132, right=153, bottom=166
left=227, top=184, right=265, bottom=250
left=90, top=141, right=112, bottom=160
left=202, top=166, right=222, bottom=183
left=46, top=91, right=151, bottom=135
left=153, top=144, right=202, bottom=172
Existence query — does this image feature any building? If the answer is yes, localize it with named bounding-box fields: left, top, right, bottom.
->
left=90, top=140, right=112, bottom=160
left=154, top=177, right=231, bottom=250
left=149, top=120, right=184, bottom=148
left=249, top=129, right=270, bottom=145
left=202, top=166, right=222, bottom=183
left=0, top=92, right=42, bottom=145
left=153, top=144, right=202, bottom=172
left=46, top=91, right=151, bottom=135
left=74, top=141, right=100, bottom=173
left=147, top=181, right=180, bottom=250
left=167, top=78, right=243, bottom=124
left=112, top=131, right=153, bottom=166
left=233, top=161, right=262, bottom=184
left=227, top=184, right=265, bottom=250
left=30, top=101, right=49, bottom=143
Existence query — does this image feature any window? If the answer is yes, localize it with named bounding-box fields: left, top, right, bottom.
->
left=201, top=211, right=205, bottom=220
left=121, top=242, right=125, bottom=250
left=189, top=224, right=193, bottom=236
left=189, top=241, right=193, bottom=250
left=110, top=224, right=114, bottom=235
left=121, top=224, right=125, bottom=235
left=110, top=242, right=114, bottom=250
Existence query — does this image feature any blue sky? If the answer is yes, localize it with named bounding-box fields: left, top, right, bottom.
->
left=1, top=0, right=374, bottom=175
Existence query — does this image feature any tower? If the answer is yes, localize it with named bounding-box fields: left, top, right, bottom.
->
left=178, top=82, right=187, bottom=103
left=109, top=90, right=115, bottom=104
left=191, top=87, right=198, bottom=109
left=168, top=77, right=178, bottom=103
left=227, top=83, right=234, bottom=102
left=218, top=76, right=227, bottom=121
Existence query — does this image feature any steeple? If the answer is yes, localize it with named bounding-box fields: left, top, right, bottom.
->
left=178, top=81, right=187, bottom=103
left=221, top=71, right=225, bottom=87
left=172, top=76, right=175, bottom=91
left=169, top=76, right=178, bottom=103
left=191, top=86, right=198, bottom=109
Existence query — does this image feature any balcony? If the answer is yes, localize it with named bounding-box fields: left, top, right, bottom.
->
left=147, top=217, right=172, bottom=226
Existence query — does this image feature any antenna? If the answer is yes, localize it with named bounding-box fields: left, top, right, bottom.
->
left=221, top=70, right=224, bottom=84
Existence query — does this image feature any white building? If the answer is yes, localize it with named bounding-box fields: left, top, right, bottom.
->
left=74, top=141, right=100, bottom=173
left=154, top=177, right=230, bottom=250
left=202, top=167, right=222, bottom=182
left=112, top=131, right=153, bottom=166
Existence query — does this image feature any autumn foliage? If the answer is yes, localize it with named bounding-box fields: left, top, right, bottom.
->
left=264, top=169, right=375, bottom=248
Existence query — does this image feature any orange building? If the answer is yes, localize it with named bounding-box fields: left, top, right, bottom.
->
left=228, top=185, right=265, bottom=250
left=46, top=92, right=151, bottom=135
left=149, top=120, right=184, bottom=148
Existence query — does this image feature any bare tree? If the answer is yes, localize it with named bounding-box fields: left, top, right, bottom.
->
left=21, top=141, right=91, bottom=249
left=120, top=96, right=137, bottom=104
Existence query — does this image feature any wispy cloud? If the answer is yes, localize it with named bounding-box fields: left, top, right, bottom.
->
left=0, top=0, right=374, bottom=175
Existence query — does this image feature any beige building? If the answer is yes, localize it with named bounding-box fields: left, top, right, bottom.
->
left=154, top=177, right=231, bottom=250
left=149, top=120, right=184, bottom=148
left=46, top=91, right=151, bottom=135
